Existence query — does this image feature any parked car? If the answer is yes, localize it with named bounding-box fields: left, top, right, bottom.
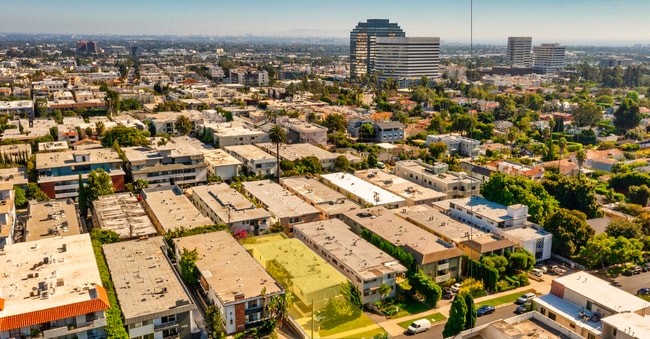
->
left=638, top=287, right=650, bottom=295
left=476, top=305, right=496, bottom=316
left=642, top=263, right=650, bottom=272
left=516, top=292, right=536, bottom=305
left=549, top=265, right=564, bottom=274
left=442, top=287, right=455, bottom=300
left=406, top=319, right=431, bottom=334
left=530, top=268, right=544, bottom=277
left=450, top=283, right=462, bottom=293
left=534, top=263, right=548, bottom=273
left=624, top=266, right=643, bottom=276
left=515, top=302, right=531, bottom=314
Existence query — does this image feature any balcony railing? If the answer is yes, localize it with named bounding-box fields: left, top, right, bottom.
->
left=42, top=317, right=106, bottom=338
left=154, top=320, right=179, bottom=331
left=437, top=262, right=450, bottom=270
left=434, top=273, right=451, bottom=284
left=245, top=305, right=264, bottom=314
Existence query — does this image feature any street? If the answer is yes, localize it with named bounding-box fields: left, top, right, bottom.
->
left=604, top=269, right=650, bottom=295
left=392, top=303, right=520, bottom=339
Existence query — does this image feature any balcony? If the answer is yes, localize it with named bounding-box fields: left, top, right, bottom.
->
left=154, top=319, right=179, bottom=331
left=42, top=317, right=106, bottom=338
left=437, top=262, right=450, bottom=270
left=245, top=305, right=264, bottom=314
left=434, top=273, right=451, bottom=284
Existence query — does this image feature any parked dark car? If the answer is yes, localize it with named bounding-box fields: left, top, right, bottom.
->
left=515, top=302, right=531, bottom=314
left=638, top=287, right=650, bottom=295
left=623, top=268, right=635, bottom=276
left=642, top=263, right=650, bottom=272
left=476, top=305, right=496, bottom=316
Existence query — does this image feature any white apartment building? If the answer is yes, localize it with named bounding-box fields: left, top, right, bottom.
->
left=533, top=43, right=566, bottom=74
left=123, top=143, right=208, bottom=187
left=224, top=144, right=277, bottom=177
left=277, top=117, right=328, bottom=146
left=374, top=37, right=440, bottom=86
left=507, top=37, right=533, bottom=67
left=395, top=160, right=481, bottom=199
left=425, top=134, right=481, bottom=157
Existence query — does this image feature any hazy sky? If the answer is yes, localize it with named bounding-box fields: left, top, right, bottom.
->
left=2, top=0, right=649, bottom=45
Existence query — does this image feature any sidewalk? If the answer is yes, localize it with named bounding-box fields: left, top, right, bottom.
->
left=377, top=277, right=552, bottom=337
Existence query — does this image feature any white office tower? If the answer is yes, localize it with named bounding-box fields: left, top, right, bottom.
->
left=533, top=43, right=566, bottom=74
left=374, top=37, right=440, bottom=87
left=506, top=37, right=532, bottom=67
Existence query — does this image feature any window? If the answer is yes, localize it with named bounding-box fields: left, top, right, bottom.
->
left=540, top=307, right=546, bottom=315
left=548, top=312, right=556, bottom=321
left=161, top=314, right=177, bottom=323
left=162, top=328, right=178, bottom=338
left=569, top=322, right=575, bottom=329
left=588, top=334, right=596, bottom=339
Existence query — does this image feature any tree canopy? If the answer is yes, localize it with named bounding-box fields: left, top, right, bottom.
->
left=481, top=172, right=558, bottom=225
left=101, top=125, right=151, bottom=147
left=541, top=173, right=602, bottom=218
left=545, top=208, right=594, bottom=258
left=443, top=294, right=467, bottom=338
left=86, top=168, right=115, bottom=202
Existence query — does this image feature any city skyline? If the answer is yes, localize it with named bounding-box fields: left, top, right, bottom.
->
left=1, top=0, right=650, bottom=45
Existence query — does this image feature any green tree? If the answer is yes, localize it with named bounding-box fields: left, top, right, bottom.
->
left=269, top=125, right=287, bottom=183
left=25, top=182, right=49, bottom=201
left=614, top=98, right=641, bottom=131
left=205, top=305, right=225, bottom=339
left=13, top=185, right=26, bottom=208
left=91, top=228, right=120, bottom=244
left=96, top=121, right=105, bottom=136
left=572, top=102, right=603, bottom=127
left=174, top=115, right=193, bottom=135
left=628, top=185, right=650, bottom=206
left=443, top=294, right=467, bottom=338
left=507, top=248, right=536, bottom=273
left=367, top=151, right=379, bottom=168
left=480, top=172, right=558, bottom=225
left=101, top=125, right=150, bottom=147
left=545, top=208, right=594, bottom=257
left=575, top=148, right=587, bottom=177
left=86, top=169, right=114, bottom=201
left=334, top=155, right=350, bottom=172
left=105, top=89, right=120, bottom=115
left=378, top=283, right=392, bottom=303
left=78, top=173, right=89, bottom=218
left=428, top=141, right=447, bottom=160
left=359, top=123, right=375, bottom=141
left=557, top=137, right=567, bottom=170
left=481, top=255, right=508, bottom=274
left=322, top=114, right=347, bottom=133
left=605, top=219, right=644, bottom=239
left=125, top=178, right=149, bottom=195
left=179, top=247, right=200, bottom=286
left=464, top=293, right=477, bottom=330
left=580, top=234, right=643, bottom=268
left=541, top=173, right=601, bottom=218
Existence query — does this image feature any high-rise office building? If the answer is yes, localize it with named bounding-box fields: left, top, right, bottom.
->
left=533, top=43, right=566, bottom=74
left=374, top=37, right=440, bottom=86
left=506, top=37, right=532, bottom=67
left=350, top=19, right=405, bottom=80
left=76, top=40, right=99, bottom=55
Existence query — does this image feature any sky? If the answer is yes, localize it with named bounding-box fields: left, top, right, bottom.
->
left=2, top=0, right=649, bottom=45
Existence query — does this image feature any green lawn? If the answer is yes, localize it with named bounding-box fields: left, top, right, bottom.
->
left=397, top=313, right=447, bottom=329
left=390, top=299, right=431, bottom=318
left=318, top=314, right=376, bottom=337
left=476, top=289, right=536, bottom=308
left=343, top=328, right=389, bottom=339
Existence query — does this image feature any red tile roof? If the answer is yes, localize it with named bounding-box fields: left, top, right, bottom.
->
left=0, top=284, right=110, bottom=331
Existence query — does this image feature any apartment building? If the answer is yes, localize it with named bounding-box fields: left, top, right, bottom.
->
left=143, top=111, right=204, bottom=135
left=350, top=19, right=406, bottom=80
left=434, top=196, right=553, bottom=261
left=0, top=184, right=15, bottom=248
left=224, top=144, right=277, bottom=177
left=392, top=204, right=517, bottom=261
left=229, top=67, right=269, bottom=86
left=241, top=180, right=321, bottom=234
left=35, top=146, right=125, bottom=199
left=341, top=207, right=464, bottom=284
left=294, top=219, right=407, bottom=305
left=256, top=143, right=338, bottom=171
left=534, top=272, right=650, bottom=339
left=0, top=234, right=110, bottom=339
left=395, top=160, right=481, bottom=199
left=205, top=121, right=268, bottom=148
left=354, top=170, right=446, bottom=206
left=280, top=176, right=359, bottom=219
left=24, top=199, right=81, bottom=243
left=0, top=100, right=33, bottom=116
left=425, top=134, right=481, bottom=157
left=91, top=193, right=158, bottom=240
left=347, top=119, right=405, bottom=143
left=191, top=183, right=271, bottom=235
left=173, top=231, right=284, bottom=335
left=507, top=37, right=533, bottom=67
left=123, top=142, right=208, bottom=187
left=276, top=117, right=328, bottom=146
left=141, top=185, right=213, bottom=234
left=533, top=43, right=566, bottom=74
left=104, top=237, right=196, bottom=339
left=320, top=172, right=406, bottom=209
left=374, top=37, right=440, bottom=86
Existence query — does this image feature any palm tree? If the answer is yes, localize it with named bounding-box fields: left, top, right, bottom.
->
left=558, top=137, right=567, bottom=171
left=575, top=149, right=587, bottom=177
left=269, top=125, right=286, bottom=183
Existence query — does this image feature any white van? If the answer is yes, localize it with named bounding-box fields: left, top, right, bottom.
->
left=531, top=268, right=544, bottom=277
left=406, top=319, right=431, bottom=334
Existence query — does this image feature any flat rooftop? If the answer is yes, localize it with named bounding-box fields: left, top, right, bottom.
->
left=191, top=183, right=270, bottom=224
left=142, top=186, right=212, bottom=233
left=436, top=196, right=527, bottom=222
left=280, top=176, right=359, bottom=216
left=355, top=170, right=446, bottom=203
left=174, top=231, right=283, bottom=304
left=602, top=313, right=650, bottom=338
left=342, top=207, right=464, bottom=264
left=243, top=236, right=348, bottom=298
left=92, top=193, right=158, bottom=240
left=555, top=272, right=650, bottom=314
left=39, top=141, right=69, bottom=152
left=0, top=167, right=28, bottom=186
left=103, top=237, right=195, bottom=323
left=321, top=173, right=405, bottom=206
left=534, top=294, right=602, bottom=335
left=397, top=160, right=480, bottom=184
left=242, top=180, right=320, bottom=219
left=392, top=204, right=489, bottom=242
left=224, top=144, right=276, bottom=161
left=26, top=200, right=81, bottom=242
left=0, top=234, right=106, bottom=318
left=35, top=147, right=122, bottom=169
left=210, top=122, right=265, bottom=137
left=503, top=225, right=550, bottom=241
left=294, top=219, right=407, bottom=281
left=256, top=143, right=337, bottom=161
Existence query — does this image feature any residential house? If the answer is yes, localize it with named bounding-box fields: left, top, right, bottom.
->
left=277, top=117, right=328, bottom=146
left=395, top=160, right=481, bottom=199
